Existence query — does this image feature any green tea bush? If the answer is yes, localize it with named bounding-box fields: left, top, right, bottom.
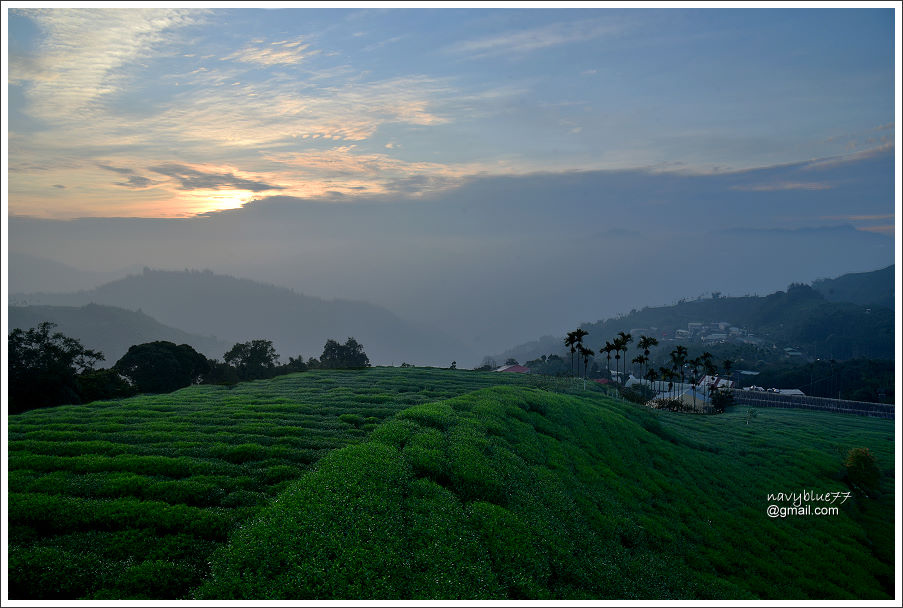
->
left=338, top=413, right=366, bottom=427
left=7, top=367, right=895, bottom=600
left=8, top=546, right=121, bottom=599
left=397, top=402, right=457, bottom=431
left=844, top=447, right=881, bottom=496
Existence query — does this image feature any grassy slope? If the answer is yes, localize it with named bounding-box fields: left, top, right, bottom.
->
left=8, top=369, right=895, bottom=599
left=7, top=368, right=543, bottom=599
left=198, top=385, right=895, bottom=600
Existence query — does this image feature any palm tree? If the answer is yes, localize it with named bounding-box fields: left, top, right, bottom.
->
left=632, top=354, right=647, bottom=382
left=616, top=332, right=633, bottom=383
left=701, top=351, right=715, bottom=402
left=580, top=345, right=595, bottom=380
left=722, top=359, right=734, bottom=382
left=638, top=335, right=659, bottom=387
left=660, top=366, right=675, bottom=400
left=670, top=345, right=688, bottom=399
left=602, top=341, right=614, bottom=382
left=644, top=367, right=658, bottom=400
left=612, top=336, right=624, bottom=385
left=564, top=332, right=577, bottom=376
left=573, top=328, right=589, bottom=376
left=690, top=356, right=702, bottom=409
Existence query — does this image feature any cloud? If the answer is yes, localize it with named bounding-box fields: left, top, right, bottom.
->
left=362, top=35, right=405, bottom=52
left=223, top=37, right=318, bottom=66
left=730, top=181, right=834, bottom=192
left=821, top=214, right=894, bottom=222
left=264, top=146, right=485, bottom=197
left=149, top=163, right=284, bottom=192
left=801, top=142, right=895, bottom=171
left=97, top=163, right=136, bottom=175
left=114, top=175, right=159, bottom=189
left=445, top=19, right=623, bottom=58
left=857, top=225, right=895, bottom=235
left=10, top=8, right=202, bottom=120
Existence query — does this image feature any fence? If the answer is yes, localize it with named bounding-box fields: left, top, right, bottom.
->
left=731, top=390, right=895, bottom=419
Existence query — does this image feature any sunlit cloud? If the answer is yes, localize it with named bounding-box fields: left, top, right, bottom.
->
left=223, top=37, right=319, bottom=66
left=10, top=8, right=203, bottom=120
left=821, top=214, right=894, bottom=221
left=149, top=163, right=284, bottom=192
left=264, top=146, right=499, bottom=197
left=801, top=142, right=895, bottom=171
left=856, top=225, right=895, bottom=235
left=445, top=19, right=624, bottom=58
left=731, top=181, right=834, bottom=192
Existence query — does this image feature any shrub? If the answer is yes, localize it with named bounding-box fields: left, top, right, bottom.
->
left=621, top=385, right=655, bottom=405
left=338, top=413, right=365, bottom=428
left=844, top=447, right=881, bottom=496
left=710, top=389, right=735, bottom=413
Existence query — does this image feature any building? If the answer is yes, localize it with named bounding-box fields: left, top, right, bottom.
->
left=697, top=375, right=735, bottom=390
left=494, top=364, right=531, bottom=374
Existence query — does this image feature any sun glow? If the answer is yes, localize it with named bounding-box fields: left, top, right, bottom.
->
left=180, top=189, right=257, bottom=215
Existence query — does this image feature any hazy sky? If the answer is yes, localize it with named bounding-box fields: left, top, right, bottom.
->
left=3, top=6, right=899, bottom=359
left=6, top=6, right=896, bottom=227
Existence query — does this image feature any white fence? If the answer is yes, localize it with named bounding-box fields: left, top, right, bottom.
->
left=731, top=390, right=894, bottom=419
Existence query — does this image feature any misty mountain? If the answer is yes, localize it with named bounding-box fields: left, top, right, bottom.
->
left=493, top=272, right=894, bottom=365
left=15, top=269, right=474, bottom=367
left=8, top=147, right=894, bottom=356
left=812, top=265, right=894, bottom=310
left=8, top=251, right=142, bottom=296
left=9, top=303, right=230, bottom=364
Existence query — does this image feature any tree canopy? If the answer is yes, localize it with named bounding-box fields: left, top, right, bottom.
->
left=8, top=322, right=104, bottom=413
left=223, top=339, right=280, bottom=380
left=319, top=337, right=370, bottom=369
left=114, top=341, right=209, bottom=394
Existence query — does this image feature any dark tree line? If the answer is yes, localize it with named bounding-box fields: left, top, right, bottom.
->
left=8, top=323, right=371, bottom=413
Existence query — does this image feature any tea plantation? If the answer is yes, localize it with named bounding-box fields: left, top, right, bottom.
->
left=6, top=368, right=895, bottom=599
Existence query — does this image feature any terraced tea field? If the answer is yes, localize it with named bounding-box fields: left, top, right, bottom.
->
left=6, top=368, right=896, bottom=600
left=7, top=368, right=547, bottom=599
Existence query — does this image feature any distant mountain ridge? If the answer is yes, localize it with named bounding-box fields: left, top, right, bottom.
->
left=13, top=269, right=473, bottom=367
left=8, top=251, right=141, bottom=296
left=492, top=266, right=895, bottom=365
left=812, top=265, right=894, bottom=309
left=9, top=303, right=230, bottom=364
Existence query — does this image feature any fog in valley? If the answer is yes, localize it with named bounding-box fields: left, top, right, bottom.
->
left=9, top=148, right=895, bottom=367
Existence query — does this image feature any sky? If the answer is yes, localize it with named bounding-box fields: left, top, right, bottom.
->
left=3, top=5, right=900, bottom=360
left=5, top=6, right=897, bottom=223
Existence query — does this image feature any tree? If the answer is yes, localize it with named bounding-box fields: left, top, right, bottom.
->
left=505, top=358, right=519, bottom=366
left=690, top=356, right=702, bottom=408
left=279, top=355, right=308, bottom=374
left=671, top=345, right=688, bottom=393
left=638, top=335, right=659, bottom=386
left=564, top=332, right=578, bottom=376
left=644, top=367, right=659, bottom=396
left=844, top=447, right=881, bottom=496
left=617, top=332, right=633, bottom=383
left=632, top=354, right=647, bottom=381
left=449, top=361, right=457, bottom=370
left=319, top=337, right=370, bottom=369
left=573, top=328, right=589, bottom=376
left=722, top=359, right=734, bottom=384
left=203, top=358, right=241, bottom=385
left=115, top=341, right=210, bottom=394
left=602, top=341, right=615, bottom=381
left=224, top=339, right=280, bottom=380
left=78, top=368, right=136, bottom=403
left=577, top=344, right=594, bottom=379
left=8, top=322, right=104, bottom=413
left=701, top=351, right=716, bottom=402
